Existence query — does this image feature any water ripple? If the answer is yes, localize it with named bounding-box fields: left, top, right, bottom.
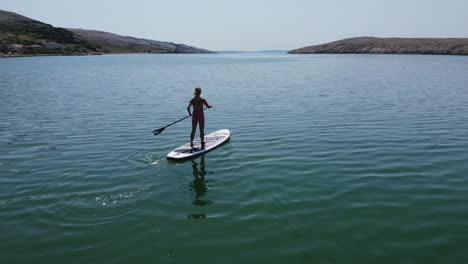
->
left=2, top=54, right=468, bottom=263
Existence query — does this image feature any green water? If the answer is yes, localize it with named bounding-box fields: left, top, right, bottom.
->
left=1, top=54, right=468, bottom=263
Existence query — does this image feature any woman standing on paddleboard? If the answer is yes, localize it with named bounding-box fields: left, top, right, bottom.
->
left=187, top=87, right=212, bottom=148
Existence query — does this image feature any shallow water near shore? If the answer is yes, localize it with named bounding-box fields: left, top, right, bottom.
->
left=1, top=53, right=468, bottom=263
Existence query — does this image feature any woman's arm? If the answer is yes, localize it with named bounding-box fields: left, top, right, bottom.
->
left=187, top=100, right=193, bottom=116
left=203, top=99, right=213, bottom=108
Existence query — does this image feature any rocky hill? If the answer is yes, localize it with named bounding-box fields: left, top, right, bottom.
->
left=67, top=28, right=213, bottom=54
left=288, top=37, right=468, bottom=55
left=0, top=15, right=97, bottom=55
left=0, top=9, right=213, bottom=55
left=0, top=9, right=34, bottom=24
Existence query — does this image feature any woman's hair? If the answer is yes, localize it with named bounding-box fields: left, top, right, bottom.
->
left=194, top=87, right=202, bottom=95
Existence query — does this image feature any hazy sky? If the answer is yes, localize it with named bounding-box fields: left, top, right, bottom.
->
left=2, top=0, right=467, bottom=50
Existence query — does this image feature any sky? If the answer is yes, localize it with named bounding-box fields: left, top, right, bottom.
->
left=1, top=0, right=467, bottom=51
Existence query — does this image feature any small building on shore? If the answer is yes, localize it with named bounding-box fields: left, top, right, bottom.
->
left=27, top=44, right=43, bottom=49
left=7, top=44, right=23, bottom=51
left=41, top=41, right=65, bottom=50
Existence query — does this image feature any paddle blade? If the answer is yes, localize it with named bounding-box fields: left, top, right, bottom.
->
left=152, top=127, right=165, bottom=136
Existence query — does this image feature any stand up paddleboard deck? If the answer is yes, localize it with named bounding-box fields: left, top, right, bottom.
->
left=167, top=129, right=230, bottom=160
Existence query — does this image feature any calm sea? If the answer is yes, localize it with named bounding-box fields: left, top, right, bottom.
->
left=1, top=53, right=468, bottom=263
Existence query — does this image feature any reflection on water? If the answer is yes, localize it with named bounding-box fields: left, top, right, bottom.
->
left=189, top=155, right=213, bottom=206
left=187, top=155, right=213, bottom=219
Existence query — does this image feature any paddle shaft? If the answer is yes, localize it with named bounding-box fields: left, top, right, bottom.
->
left=153, top=107, right=208, bottom=135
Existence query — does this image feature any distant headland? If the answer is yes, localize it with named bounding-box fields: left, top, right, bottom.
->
left=0, top=9, right=213, bottom=57
left=288, top=37, right=468, bottom=55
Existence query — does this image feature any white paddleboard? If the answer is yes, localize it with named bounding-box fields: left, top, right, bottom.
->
left=167, top=129, right=230, bottom=160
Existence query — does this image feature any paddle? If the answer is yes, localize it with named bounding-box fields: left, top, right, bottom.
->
left=152, top=107, right=208, bottom=136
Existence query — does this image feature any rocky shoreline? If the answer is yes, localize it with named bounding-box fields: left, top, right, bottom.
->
left=0, top=53, right=89, bottom=58
left=0, top=52, right=200, bottom=59
left=288, top=37, right=468, bottom=55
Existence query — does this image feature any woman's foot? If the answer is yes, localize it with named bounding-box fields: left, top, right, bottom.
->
left=201, top=141, right=205, bottom=148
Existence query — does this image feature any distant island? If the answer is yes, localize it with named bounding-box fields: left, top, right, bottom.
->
left=288, top=37, right=468, bottom=55
left=0, top=9, right=213, bottom=57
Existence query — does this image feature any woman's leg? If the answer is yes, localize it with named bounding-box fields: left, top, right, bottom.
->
left=199, top=118, right=205, bottom=147
left=191, top=117, right=197, bottom=147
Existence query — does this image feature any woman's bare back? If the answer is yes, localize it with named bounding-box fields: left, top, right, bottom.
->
left=190, top=96, right=207, bottom=110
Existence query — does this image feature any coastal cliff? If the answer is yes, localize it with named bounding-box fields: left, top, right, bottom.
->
left=288, top=37, right=468, bottom=55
